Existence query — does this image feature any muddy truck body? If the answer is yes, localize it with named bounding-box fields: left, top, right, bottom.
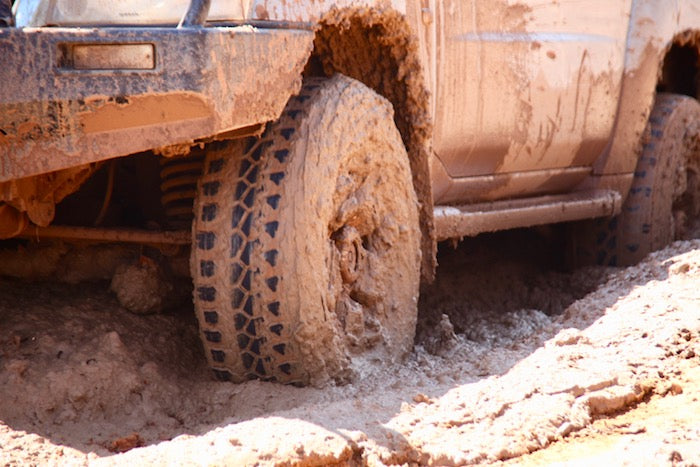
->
left=1, top=0, right=699, bottom=385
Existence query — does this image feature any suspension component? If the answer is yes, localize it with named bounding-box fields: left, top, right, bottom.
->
left=159, top=151, right=205, bottom=230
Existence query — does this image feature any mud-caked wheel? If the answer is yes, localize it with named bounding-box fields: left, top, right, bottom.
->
left=574, top=93, right=700, bottom=266
left=191, top=75, right=421, bottom=385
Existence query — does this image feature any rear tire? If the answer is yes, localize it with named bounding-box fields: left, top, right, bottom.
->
left=574, top=93, right=700, bottom=266
left=191, top=75, right=421, bottom=385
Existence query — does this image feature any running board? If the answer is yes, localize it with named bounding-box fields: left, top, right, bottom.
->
left=434, top=189, right=622, bottom=241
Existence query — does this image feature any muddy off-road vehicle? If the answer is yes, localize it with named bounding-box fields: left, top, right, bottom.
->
left=1, top=0, right=699, bottom=385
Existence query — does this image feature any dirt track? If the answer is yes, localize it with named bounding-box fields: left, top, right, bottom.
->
left=1, top=229, right=699, bottom=465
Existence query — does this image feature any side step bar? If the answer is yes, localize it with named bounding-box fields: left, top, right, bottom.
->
left=434, top=189, right=622, bottom=241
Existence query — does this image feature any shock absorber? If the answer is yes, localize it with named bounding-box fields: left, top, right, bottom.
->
left=159, top=151, right=204, bottom=230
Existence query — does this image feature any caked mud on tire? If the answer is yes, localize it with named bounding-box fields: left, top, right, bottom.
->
left=574, top=93, right=700, bottom=266
left=191, top=75, right=421, bottom=386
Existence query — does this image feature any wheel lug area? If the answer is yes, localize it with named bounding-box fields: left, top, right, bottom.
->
left=333, top=225, right=364, bottom=284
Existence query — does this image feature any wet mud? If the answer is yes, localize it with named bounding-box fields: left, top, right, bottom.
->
left=0, top=227, right=698, bottom=464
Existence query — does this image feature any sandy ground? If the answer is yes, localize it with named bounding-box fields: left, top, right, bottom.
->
left=0, top=228, right=699, bottom=466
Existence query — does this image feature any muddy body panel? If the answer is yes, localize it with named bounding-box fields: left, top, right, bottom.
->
left=242, top=0, right=700, bottom=205
left=425, top=1, right=630, bottom=178
left=595, top=0, right=700, bottom=177
left=0, top=26, right=313, bottom=182
left=2, top=0, right=700, bottom=244
left=415, top=0, right=631, bottom=203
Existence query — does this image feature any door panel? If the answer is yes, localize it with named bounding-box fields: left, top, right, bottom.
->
left=432, top=0, right=632, bottom=178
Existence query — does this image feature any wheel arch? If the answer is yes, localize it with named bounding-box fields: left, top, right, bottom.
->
left=594, top=0, right=700, bottom=180
left=303, top=7, right=436, bottom=282
left=657, top=31, right=700, bottom=99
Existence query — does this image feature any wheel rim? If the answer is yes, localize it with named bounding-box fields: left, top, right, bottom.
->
left=327, top=168, right=411, bottom=352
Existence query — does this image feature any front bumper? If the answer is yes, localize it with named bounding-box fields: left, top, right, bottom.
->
left=0, top=26, right=313, bottom=182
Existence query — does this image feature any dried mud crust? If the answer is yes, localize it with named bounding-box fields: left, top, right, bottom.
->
left=1, top=235, right=699, bottom=464
left=314, top=7, right=435, bottom=281
left=576, top=93, right=700, bottom=266
left=191, top=74, right=421, bottom=385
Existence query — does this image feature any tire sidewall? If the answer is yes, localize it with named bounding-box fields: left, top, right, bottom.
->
left=258, top=76, right=421, bottom=384
left=618, top=94, right=698, bottom=264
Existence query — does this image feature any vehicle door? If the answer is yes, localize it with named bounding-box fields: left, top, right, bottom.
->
left=426, top=0, right=632, bottom=197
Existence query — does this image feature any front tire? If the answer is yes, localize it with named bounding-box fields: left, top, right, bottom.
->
left=191, top=75, right=421, bottom=385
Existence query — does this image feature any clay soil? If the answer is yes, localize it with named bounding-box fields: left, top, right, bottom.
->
left=1, top=226, right=699, bottom=466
